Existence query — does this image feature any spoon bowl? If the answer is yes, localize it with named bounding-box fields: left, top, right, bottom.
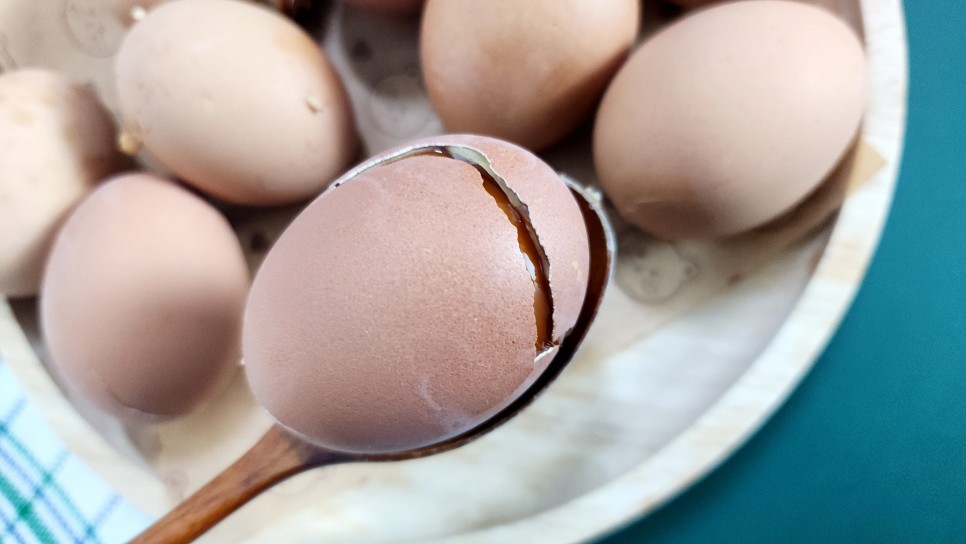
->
left=130, top=177, right=615, bottom=544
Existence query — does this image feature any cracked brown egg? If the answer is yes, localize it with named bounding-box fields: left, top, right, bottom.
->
left=41, top=173, right=249, bottom=420
left=243, top=134, right=590, bottom=453
left=115, top=0, right=357, bottom=205
left=0, top=69, right=127, bottom=297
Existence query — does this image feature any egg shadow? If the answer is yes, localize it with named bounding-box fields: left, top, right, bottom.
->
left=334, top=3, right=423, bottom=92
left=739, top=133, right=862, bottom=247
left=287, top=0, right=337, bottom=38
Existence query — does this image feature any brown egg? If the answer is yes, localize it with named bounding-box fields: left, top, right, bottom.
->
left=343, top=0, right=423, bottom=16
left=115, top=0, right=358, bottom=205
left=41, top=173, right=249, bottom=420
left=594, top=0, right=867, bottom=239
left=420, top=0, right=640, bottom=151
left=0, top=69, right=127, bottom=297
left=243, top=134, right=590, bottom=453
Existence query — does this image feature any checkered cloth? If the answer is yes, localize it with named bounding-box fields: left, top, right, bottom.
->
left=0, top=358, right=151, bottom=544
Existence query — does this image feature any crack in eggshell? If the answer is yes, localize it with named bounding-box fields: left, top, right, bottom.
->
left=443, top=145, right=557, bottom=353
left=333, top=143, right=559, bottom=357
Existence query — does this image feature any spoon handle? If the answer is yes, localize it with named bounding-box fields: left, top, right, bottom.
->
left=130, top=424, right=346, bottom=544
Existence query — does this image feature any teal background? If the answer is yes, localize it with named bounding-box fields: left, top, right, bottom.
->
left=599, top=2, right=966, bottom=543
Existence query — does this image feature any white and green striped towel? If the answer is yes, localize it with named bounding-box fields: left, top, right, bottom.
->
left=0, top=357, right=151, bottom=544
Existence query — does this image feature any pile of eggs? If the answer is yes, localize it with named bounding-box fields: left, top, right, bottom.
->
left=0, top=0, right=865, bottom=452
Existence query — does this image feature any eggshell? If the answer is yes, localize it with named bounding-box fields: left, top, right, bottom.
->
left=0, top=69, right=127, bottom=297
left=115, top=0, right=358, bottom=205
left=593, top=0, right=867, bottom=239
left=420, top=0, right=640, bottom=151
left=41, top=173, right=249, bottom=420
left=244, top=136, right=590, bottom=453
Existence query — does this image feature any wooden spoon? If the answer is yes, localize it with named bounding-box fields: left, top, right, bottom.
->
left=130, top=179, right=615, bottom=543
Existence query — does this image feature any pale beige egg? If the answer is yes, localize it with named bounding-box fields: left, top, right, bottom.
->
left=0, top=69, right=127, bottom=296
left=594, top=0, right=867, bottom=239
left=243, top=135, right=590, bottom=453
left=115, top=0, right=358, bottom=205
